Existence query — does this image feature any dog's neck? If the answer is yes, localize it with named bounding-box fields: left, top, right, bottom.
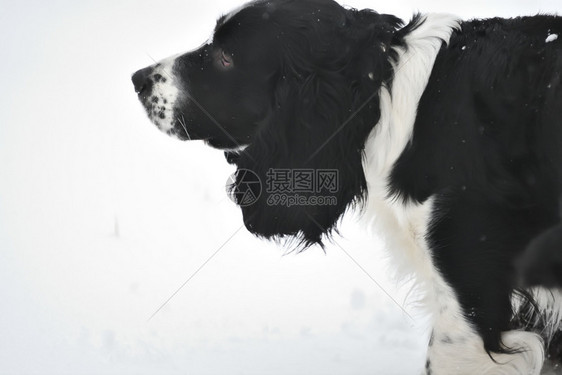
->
left=364, top=13, right=461, bottom=194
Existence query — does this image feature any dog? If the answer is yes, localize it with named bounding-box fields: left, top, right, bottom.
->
left=132, top=0, right=562, bottom=373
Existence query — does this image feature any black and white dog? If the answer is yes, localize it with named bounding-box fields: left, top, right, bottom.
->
left=132, top=0, right=562, bottom=373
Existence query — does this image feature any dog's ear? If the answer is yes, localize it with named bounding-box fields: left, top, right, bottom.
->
left=230, top=5, right=401, bottom=248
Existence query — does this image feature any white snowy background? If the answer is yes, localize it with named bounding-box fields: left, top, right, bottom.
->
left=0, top=0, right=559, bottom=374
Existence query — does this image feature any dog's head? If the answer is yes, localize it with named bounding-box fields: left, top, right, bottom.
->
left=132, top=0, right=402, bottom=247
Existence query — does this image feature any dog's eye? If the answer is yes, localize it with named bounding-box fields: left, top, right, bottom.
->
left=221, top=50, right=233, bottom=68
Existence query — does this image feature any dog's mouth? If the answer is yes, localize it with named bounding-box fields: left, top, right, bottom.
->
left=137, top=95, right=177, bottom=134
left=170, top=114, right=196, bottom=141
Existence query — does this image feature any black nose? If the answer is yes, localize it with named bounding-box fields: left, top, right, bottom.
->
left=132, top=66, right=154, bottom=94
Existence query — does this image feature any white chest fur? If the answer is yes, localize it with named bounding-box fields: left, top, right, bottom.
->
left=362, top=12, right=461, bottom=310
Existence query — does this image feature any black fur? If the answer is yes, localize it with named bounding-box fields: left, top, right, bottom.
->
left=519, top=223, right=562, bottom=288
left=229, top=2, right=404, bottom=247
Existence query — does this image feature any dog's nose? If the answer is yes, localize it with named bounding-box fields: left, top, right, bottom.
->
left=131, top=66, right=154, bottom=94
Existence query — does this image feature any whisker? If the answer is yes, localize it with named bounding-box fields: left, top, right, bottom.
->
left=177, top=114, right=192, bottom=140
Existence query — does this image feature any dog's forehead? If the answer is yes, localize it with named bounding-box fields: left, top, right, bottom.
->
left=222, top=1, right=258, bottom=24
left=212, top=1, right=280, bottom=47
left=217, top=0, right=266, bottom=28
left=215, top=0, right=283, bottom=33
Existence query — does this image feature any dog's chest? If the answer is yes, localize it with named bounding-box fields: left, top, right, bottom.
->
left=363, top=182, right=437, bottom=280
left=377, top=194, right=431, bottom=248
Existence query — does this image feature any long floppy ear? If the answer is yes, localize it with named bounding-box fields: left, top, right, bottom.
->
left=231, top=3, right=402, bottom=248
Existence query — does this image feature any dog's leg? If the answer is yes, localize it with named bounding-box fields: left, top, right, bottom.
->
left=424, top=318, right=544, bottom=375
left=421, top=192, right=547, bottom=375
left=421, top=269, right=545, bottom=375
left=418, top=267, right=544, bottom=375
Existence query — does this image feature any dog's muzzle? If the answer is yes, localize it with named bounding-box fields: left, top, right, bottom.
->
left=131, top=57, right=183, bottom=136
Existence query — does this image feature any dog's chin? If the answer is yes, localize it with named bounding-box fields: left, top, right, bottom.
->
left=139, top=109, right=195, bottom=141
left=146, top=117, right=189, bottom=141
left=204, top=138, right=249, bottom=151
